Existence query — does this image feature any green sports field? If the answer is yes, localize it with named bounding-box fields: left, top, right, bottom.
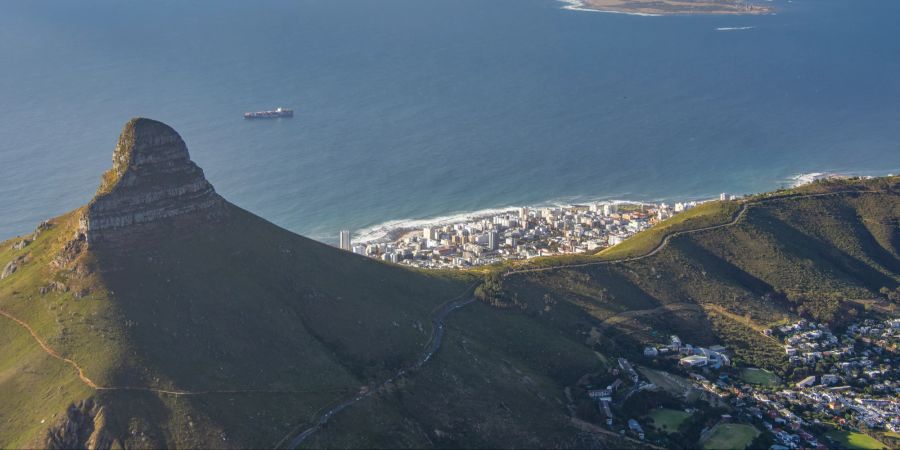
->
left=740, top=368, right=781, bottom=386
left=646, top=408, right=690, bottom=432
left=826, top=430, right=887, bottom=449
left=700, top=423, right=759, bottom=450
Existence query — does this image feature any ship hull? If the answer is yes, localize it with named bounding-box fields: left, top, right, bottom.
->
left=243, top=109, right=294, bottom=119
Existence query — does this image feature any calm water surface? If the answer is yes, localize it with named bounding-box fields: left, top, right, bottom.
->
left=1, top=0, right=898, bottom=242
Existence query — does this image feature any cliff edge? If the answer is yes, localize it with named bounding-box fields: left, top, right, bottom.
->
left=77, top=118, right=226, bottom=248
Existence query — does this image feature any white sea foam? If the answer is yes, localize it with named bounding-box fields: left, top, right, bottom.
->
left=354, top=206, right=518, bottom=243
left=354, top=198, right=662, bottom=244
left=789, top=172, right=834, bottom=187
left=352, top=169, right=898, bottom=244
left=716, top=26, right=756, bottom=31
left=558, top=0, right=662, bottom=16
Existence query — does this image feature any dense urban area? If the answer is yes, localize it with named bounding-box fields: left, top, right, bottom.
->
left=572, top=316, right=899, bottom=449
left=341, top=195, right=735, bottom=268
left=334, top=187, right=900, bottom=449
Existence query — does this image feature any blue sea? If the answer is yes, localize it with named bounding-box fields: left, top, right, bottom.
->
left=1, top=0, right=898, bottom=243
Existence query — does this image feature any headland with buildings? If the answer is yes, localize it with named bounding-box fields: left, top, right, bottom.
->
left=337, top=193, right=739, bottom=269
left=560, top=0, right=773, bottom=16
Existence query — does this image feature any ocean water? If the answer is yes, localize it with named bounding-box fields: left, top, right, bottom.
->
left=1, top=0, right=898, bottom=243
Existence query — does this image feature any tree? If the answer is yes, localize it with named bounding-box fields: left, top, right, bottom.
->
left=879, top=286, right=900, bottom=302
left=747, top=430, right=774, bottom=450
left=475, top=273, right=526, bottom=309
left=474, top=273, right=504, bottom=305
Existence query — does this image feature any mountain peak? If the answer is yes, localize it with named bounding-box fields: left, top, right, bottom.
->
left=77, top=118, right=226, bottom=247
left=97, top=118, right=191, bottom=194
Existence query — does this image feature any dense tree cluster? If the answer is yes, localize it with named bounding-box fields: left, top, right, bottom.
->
left=879, top=286, right=900, bottom=303
left=474, top=273, right=526, bottom=309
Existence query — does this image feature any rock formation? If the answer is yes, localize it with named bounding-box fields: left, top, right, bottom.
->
left=77, top=118, right=227, bottom=248
left=43, top=399, right=117, bottom=450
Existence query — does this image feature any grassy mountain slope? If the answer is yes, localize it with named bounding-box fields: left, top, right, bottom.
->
left=4, top=117, right=627, bottom=450
left=0, top=201, right=473, bottom=448
left=2, top=135, right=896, bottom=450
left=492, top=177, right=899, bottom=375
left=302, top=301, right=638, bottom=449
left=291, top=180, right=900, bottom=447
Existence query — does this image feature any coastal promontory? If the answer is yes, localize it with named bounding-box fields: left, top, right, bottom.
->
left=563, top=0, right=772, bottom=15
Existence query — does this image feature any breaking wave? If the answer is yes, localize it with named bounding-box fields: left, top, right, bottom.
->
left=716, top=26, right=756, bottom=31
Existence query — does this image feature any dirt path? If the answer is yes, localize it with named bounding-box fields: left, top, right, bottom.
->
left=272, top=188, right=885, bottom=447
left=570, top=417, right=666, bottom=449
left=0, top=188, right=881, bottom=444
left=276, top=285, right=477, bottom=449
left=504, top=189, right=878, bottom=277
left=702, top=303, right=783, bottom=344
left=702, top=304, right=767, bottom=332
left=597, top=302, right=702, bottom=330
left=0, top=308, right=365, bottom=397
left=0, top=308, right=100, bottom=389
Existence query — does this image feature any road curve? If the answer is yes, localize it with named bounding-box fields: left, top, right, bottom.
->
left=279, top=188, right=881, bottom=448
left=503, top=189, right=878, bottom=277
left=280, top=288, right=476, bottom=449
left=0, top=188, right=881, bottom=446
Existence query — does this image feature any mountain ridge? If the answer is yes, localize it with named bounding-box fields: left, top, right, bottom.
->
left=1, top=118, right=897, bottom=448
left=0, top=118, right=472, bottom=448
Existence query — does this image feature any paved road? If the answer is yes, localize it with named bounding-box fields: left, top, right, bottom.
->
left=279, top=188, right=883, bottom=448
left=503, top=189, right=878, bottom=277
left=597, top=302, right=703, bottom=331
left=282, top=293, right=476, bottom=449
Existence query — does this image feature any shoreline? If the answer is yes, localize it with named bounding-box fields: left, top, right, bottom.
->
left=558, top=0, right=662, bottom=16
left=351, top=171, right=870, bottom=245
left=355, top=198, right=683, bottom=244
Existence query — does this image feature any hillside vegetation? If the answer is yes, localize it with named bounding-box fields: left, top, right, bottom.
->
left=491, top=177, right=899, bottom=374
left=1, top=117, right=630, bottom=449
left=0, top=202, right=474, bottom=448
left=2, top=167, right=897, bottom=448
left=302, top=176, right=898, bottom=447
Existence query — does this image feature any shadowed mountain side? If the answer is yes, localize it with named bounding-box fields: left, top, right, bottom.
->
left=300, top=301, right=643, bottom=449
left=0, top=119, right=471, bottom=448
left=1, top=117, right=897, bottom=449
left=494, top=179, right=898, bottom=377
left=91, top=202, right=468, bottom=391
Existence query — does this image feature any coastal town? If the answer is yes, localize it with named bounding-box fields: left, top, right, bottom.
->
left=340, top=195, right=735, bottom=268
left=576, top=317, right=899, bottom=449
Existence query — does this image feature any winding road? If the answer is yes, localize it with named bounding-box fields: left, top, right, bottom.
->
left=503, top=189, right=878, bottom=276
left=0, top=307, right=353, bottom=397
left=0, top=187, right=884, bottom=447
left=278, top=188, right=882, bottom=448
left=280, top=290, right=476, bottom=449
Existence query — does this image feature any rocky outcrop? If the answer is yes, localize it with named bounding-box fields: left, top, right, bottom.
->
left=77, top=118, right=227, bottom=249
left=32, top=220, right=52, bottom=239
left=43, top=399, right=118, bottom=450
left=1, top=255, right=24, bottom=280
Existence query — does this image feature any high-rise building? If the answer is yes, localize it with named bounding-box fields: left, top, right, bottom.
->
left=720, top=193, right=728, bottom=201
left=339, top=230, right=351, bottom=251
left=488, top=230, right=498, bottom=250
left=422, top=226, right=433, bottom=241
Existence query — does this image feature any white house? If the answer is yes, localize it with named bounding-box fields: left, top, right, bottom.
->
left=796, top=376, right=817, bottom=388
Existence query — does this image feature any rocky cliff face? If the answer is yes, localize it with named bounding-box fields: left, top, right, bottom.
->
left=43, top=399, right=118, bottom=450
left=77, top=118, right=226, bottom=248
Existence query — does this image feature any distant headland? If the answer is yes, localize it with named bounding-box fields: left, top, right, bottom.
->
left=560, top=0, right=773, bottom=16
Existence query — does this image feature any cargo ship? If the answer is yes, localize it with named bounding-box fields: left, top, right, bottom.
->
left=243, top=107, right=293, bottom=119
